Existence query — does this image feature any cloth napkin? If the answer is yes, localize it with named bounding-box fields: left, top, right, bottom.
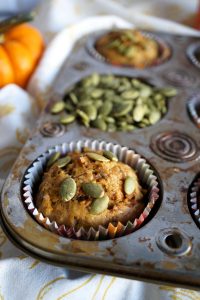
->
left=0, top=1, right=200, bottom=299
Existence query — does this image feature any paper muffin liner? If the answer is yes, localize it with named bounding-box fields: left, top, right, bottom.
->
left=87, top=30, right=171, bottom=68
left=22, top=139, right=160, bottom=240
left=188, top=176, right=200, bottom=225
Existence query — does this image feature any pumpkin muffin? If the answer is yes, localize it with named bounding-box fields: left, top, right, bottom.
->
left=36, top=149, right=145, bottom=230
left=95, top=29, right=160, bottom=68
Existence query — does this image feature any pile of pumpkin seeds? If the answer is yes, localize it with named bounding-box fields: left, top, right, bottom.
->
left=47, top=149, right=137, bottom=215
left=50, top=73, right=177, bottom=132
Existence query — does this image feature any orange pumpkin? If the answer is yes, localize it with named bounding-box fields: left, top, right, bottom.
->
left=0, top=23, right=44, bottom=88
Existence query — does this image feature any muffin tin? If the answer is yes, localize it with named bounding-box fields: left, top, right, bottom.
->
left=1, top=29, right=200, bottom=289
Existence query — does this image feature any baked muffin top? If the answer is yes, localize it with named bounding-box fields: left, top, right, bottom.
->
left=95, top=30, right=159, bottom=68
left=36, top=149, right=145, bottom=230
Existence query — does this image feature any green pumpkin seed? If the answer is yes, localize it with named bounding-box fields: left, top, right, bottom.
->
left=153, top=93, right=164, bottom=101
left=98, top=101, right=113, bottom=116
left=60, top=114, right=75, bottom=125
left=139, top=87, right=152, bottom=98
left=121, top=90, right=139, bottom=100
left=82, top=105, right=97, bottom=120
left=124, top=30, right=135, bottom=41
left=132, top=105, right=146, bottom=122
left=47, top=152, right=60, bottom=167
left=55, top=156, right=71, bottom=168
left=82, top=182, right=104, bottom=198
left=124, top=176, right=136, bottom=195
left=123, top=124, right=135, bottom=131
left=159, top=87, right=177, bottom=97
left=90, top=194, right=109, bottom=215
left=125, top=46, right=137, bottom=58
left=93, top=99, right=103, bottom=109
left=105, top=116, right=115, bottom=124
left=131, top=79, right=142, bottom=87
left=86, top=152, right=110, bottom=162
left=107, top=123, right=116, bottom=132
left=51, top=101, right=65, bottom=114
left=78, top=100, right=93, bottom=107
left=149, top=110, right=161, bottom=124
left=60, top=177, right=76, bottom=201
left=69, top=93, right=78, bottom=105
left=103, top=150, right=118, bottom=161
left=64, top=102, right=74, bottom=112
left=112, top=102, right=132, bottom=117
left=76, top=109, right=89, bottom=123
left=90, top=73, right=100, bottom=86
left=91, top=118, right=107, bottom=131
left=91, top=89, right=104, bottom=98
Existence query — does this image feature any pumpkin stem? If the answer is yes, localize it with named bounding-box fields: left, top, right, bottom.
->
left=0, top=12, right=35, bottom=34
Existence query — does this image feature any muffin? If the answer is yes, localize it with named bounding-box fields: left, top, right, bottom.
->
left=95, top=29, right=160, bottom=68
left=36, top=148, right=145, bottom=230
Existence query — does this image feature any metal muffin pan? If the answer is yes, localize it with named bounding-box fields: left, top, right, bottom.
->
left=1, top=29, right=200, bottom=290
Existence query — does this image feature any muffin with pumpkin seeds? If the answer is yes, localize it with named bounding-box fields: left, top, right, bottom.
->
left=35, top=148, right=145, bottom=230
left=95, top=29, right=161, bottom=68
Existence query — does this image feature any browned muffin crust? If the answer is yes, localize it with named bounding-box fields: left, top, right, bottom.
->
left=95, top=30, right=159, bottom=68
left=36, top=150, right=144, bottom=230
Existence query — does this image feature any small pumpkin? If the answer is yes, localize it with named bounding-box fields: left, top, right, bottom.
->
left=0, top=15, right=44, bottom=88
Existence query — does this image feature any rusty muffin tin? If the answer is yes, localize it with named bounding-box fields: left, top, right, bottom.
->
left=1, top=29, right=200, bottom=290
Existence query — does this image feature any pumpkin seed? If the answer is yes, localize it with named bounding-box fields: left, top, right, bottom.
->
left=105, top=116, right=115, bottom=123
left=86, top=152, right=110, bottom=162
left=124, top=30, right=135, bottom=41
left=60, top=114, right=75, bottom=124
left=91, top=89, right=104, bottom=98
left=93, top=99, right=103, bottom=109
left=78, top=100, right=93, bottom=107
left=131, top=79, right=141, bottom=87
left=159, top=87, right=177, bottom=97
left=91, top=118, right=107, bottom=131
left=60, top=177, right=76, bottom=201
left=55, top=156, right=71, bottom=168
left=153, top=93, right=163, bottom=101
left=124, top=176, right=136, bottom=195
left=90, top=194, right=109, bottom=215
left=47, top=152, right=60, bottom=167
left=103, top=150, right=118, bottom=161
left=139, top=87, right=152, bottom=98
left=82, top=105, right=97, bottom=120
left=112, top=102, right=132, bottom=117
left=121, top=90, right=139, bottom=100
left=98, top=101, right=113, bottom=116
left=132, top=105, right=146, bottom=122
left=90, top=73, right=100, bottom=86
left=64, top=102, right=74, bottom=112
left=69, top=93, right=78, bottom=105
left=149, top=110, right=161, bottom=124
left=82, top=182, right=104, bottom=198
left=76, top=109, right=89, bottom=123
left=107, top=123, right=116, bottom=132
left=51, top=101, right=65, bottom=114
left=123, top=124, right=135, bottom=131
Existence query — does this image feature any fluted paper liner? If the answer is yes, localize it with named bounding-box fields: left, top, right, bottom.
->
left=189, top=177, right=200, bottom=224
left=23, top=139, right=160, bottom=240
left=87, top=31, right=171, bottom=68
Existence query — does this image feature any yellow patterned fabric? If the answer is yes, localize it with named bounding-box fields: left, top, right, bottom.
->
left=0, top=1, right=200, bottom=299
